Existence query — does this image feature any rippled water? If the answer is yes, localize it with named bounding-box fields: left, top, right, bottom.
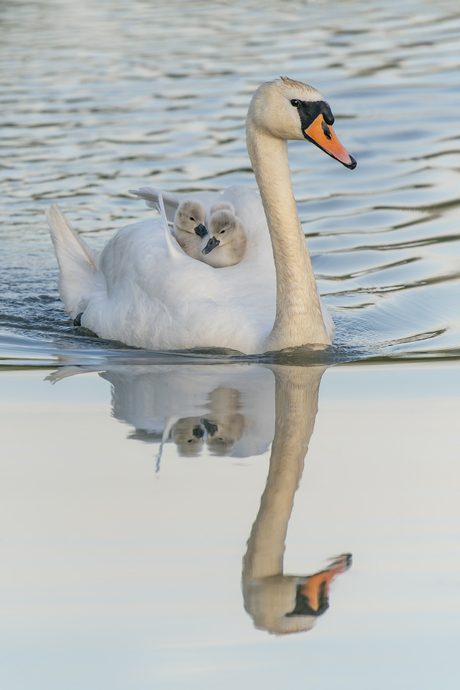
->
left=2, top=0, right=460, bottom=363
left=2, top=2, right=460, bottom=688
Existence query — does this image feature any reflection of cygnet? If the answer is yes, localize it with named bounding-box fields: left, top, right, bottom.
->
left=201, top=388, right=245, bottom=456
left=202, top=209, right=248, bottom=268
left=172, top=200, right=209, bottom=261
left=172, top=416, right=206, bottom=456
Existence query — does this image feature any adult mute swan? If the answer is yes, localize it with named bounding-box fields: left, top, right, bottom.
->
left=46, top=77, right=356, bottom=353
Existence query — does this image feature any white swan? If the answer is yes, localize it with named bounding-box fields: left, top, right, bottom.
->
left=202, top=209, right=248, bottom=268
left=46, top=77, right=356, bottom=353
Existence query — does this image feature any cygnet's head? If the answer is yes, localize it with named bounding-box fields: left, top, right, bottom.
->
left=172, top=417, right=206, bottom=456
left=174, top=200, right=208, bottom=238
left=202, top=413, right=245, bottom=456
left=202, top=210, right=246, bottom=255
left=210, top=200, right=235, bottom=216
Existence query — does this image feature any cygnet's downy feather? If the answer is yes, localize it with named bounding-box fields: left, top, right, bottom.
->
left=171, top=199, right=209, bottom=261
left=202, top=209, right=248, bottom=268
left=209, top=200, right=236, bottom=215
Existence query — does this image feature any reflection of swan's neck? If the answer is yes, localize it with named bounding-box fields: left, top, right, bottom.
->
left=246, top=122, right=329, bottom=350
left=243, top=366, right=325, bottom=581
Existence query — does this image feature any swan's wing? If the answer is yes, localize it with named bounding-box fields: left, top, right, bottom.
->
left=318, top=296, right=336, bottom=342
left=130, top=187, right=226, bottom=222
left=221, top=186, right=274, bottom=263
left=129, top=187, right=180, bottom=222
left=222, top=186, right=268, bottom=239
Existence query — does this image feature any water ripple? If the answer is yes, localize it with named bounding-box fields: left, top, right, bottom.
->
left=1, top=0, right=460, bottom=364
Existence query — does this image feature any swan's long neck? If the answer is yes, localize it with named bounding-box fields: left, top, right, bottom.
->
left=247, top=121, right=330, bottom=350
left=242, top=365, right=325, bottom=580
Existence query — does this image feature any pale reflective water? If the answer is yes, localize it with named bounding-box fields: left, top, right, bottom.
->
left=2, top=362, right=460, bottom=688
left=1, top=0, right=460, bottom=687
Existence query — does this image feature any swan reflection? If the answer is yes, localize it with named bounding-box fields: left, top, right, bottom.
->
left=242, top=365, right=351, bottom=634
left=48, top=362, right=350, bottom=634
left=98, top=365, right=275, bottom=460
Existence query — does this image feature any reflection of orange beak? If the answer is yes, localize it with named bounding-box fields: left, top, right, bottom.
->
left=287, top=553, right=352, bottom=618
left=305, top=115, right=356, bottom=169
left=299, top=554, right=351, bottom=613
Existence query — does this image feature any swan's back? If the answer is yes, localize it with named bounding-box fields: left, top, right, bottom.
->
left=82, top=191, right=276, bottom=352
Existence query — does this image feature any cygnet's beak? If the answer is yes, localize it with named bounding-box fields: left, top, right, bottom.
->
left=201, top=418, right=218, bottom=436
left=192, top=425, right=205, bottom=439
left=304, top=115, right=357, bottom=169
left=202, top=236, right=220, bottom=254
left=194, top=223, right=208, bottom=238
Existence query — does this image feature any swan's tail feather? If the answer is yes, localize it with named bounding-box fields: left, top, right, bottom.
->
left=45, top=203, right=103, bottom=319
left=129, top=186, right=180, bottom=223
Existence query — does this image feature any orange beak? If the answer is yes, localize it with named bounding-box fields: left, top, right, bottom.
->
left=305, top=115, right=356, bottom=169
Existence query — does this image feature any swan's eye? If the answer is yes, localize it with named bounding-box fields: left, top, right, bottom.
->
left=290, top=99, right=301, bottom=108
left=220, top=230, right=225, bottom=234
left=189, top=217, right=195, bottom=221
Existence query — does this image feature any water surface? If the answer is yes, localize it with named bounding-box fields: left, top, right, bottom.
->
left=1, top=362, right=460, bottom=689
left=1, top=1, right=460, bottom=687
left=2, top=0, right=460, bottom=362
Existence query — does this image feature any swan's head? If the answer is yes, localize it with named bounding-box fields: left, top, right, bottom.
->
left=247, top=77, right=356, bottom=169
left=202, top=210, right=247, bottom=254
left=242, top=553, right=352, bottom=635
left=174, top=200, right=208, bottom=238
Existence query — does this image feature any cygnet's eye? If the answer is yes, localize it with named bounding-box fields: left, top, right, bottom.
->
left=189, top=217, right=195, bottom=221
left=220, top=230, right=225, bottom=234
left=290, top=99, right=300, bottom=108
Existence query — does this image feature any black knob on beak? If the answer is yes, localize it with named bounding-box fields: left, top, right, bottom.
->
left=202, top=236, right=220, bottom=255
left=194, top=224, right=208, bottom=238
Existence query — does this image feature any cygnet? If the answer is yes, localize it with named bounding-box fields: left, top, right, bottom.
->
left=209, top=200, right=236, bottom=215
left=172, top=200, right=209, bottom=261
left=202, top=209, right=248, bottom=268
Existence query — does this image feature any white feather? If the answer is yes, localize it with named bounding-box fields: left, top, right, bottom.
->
left=45, top=203, right=105, bottom=318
